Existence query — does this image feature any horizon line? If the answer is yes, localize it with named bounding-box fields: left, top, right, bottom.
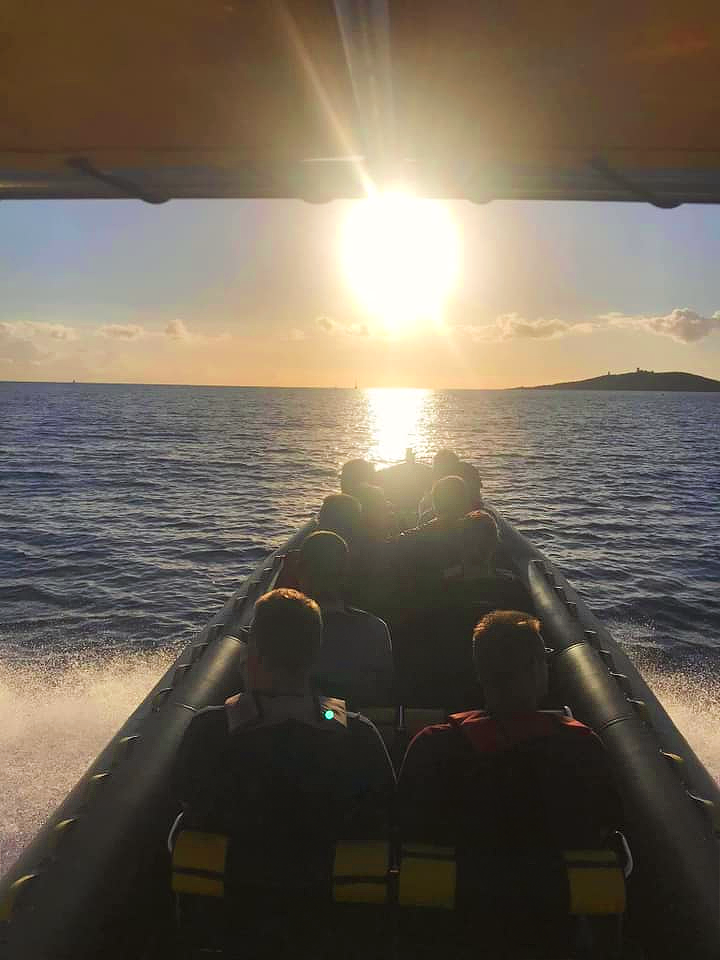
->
left=0, top=378, right=514, bottom=390
left=2, top=369, right=718, bottom=391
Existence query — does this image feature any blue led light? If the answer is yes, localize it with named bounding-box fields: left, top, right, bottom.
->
left=324, top=709, right=335, bottom=720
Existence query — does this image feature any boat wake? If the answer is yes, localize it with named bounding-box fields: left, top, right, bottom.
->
left=610, top=617, right=720, bottom=784
left=0, top=646, right=179, bottom=878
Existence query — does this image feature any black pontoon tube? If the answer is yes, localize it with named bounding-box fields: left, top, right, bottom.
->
left=0, top=522, right=314, bottom=960
left=500, top=519, right=720, bottom=959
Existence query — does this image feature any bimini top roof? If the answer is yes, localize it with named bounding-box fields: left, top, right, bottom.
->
left=3, top=0, right=720, bottom=204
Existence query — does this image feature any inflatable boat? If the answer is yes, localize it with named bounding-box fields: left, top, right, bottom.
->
left=1, top=461, right=718, bottom=960
left=2, top=2, right=720, bottom=955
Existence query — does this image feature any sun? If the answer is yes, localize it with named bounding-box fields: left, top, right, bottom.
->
left=341, top=191, right=459, bottom=333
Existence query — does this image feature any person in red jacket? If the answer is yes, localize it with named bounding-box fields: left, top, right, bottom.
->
left=398, top=610, right=623, bottom=915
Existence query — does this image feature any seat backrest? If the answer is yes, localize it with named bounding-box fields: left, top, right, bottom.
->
left=312, top=609, right=393, bottom=707
left=453, top=724, right=618, bottom=855
left=402, top=708, right=447, bottom=741
left=396, top=713, right=626, bottom=955
left=172, top=829, right=395, bottom=959
left=356, top=707, right=449, bottom=766
left=390, top=603, right=487, bottom=708
left=397, top=841, right=626, bottom=916
left=176, top=711, right=396, bottom=894
left=357, top=706, right=397, bottom=751
left=172, top=831, right=394, bottom=904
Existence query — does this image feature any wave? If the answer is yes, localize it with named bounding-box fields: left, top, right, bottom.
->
left=0, top=647, right=179, bottom=877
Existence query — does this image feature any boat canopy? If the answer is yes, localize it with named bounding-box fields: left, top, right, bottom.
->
left=3, top=0, right=720, bottom=204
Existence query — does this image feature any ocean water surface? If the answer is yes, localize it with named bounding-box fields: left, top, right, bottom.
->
left=1, top=382, right=719, bottom=874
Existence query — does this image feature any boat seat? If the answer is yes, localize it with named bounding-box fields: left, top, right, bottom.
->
left=172, top=830, right=394, bottom=902
left=397, top=842, right=625, bottom=913
left=397, top=841, right=626, bottom=957
left=355, top=706, right=453, bottom=764
left=356, top=706, right=397, bottom=752
left=171, top=827, right=625, bottom=959
left=171, top=830, right=394, bottom=958
left=402, top=708, right=447, bottom=741
left=390, top=603, right=488, bottom=709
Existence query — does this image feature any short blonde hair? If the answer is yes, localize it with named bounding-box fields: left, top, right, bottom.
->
left=251, top=589, right=322, bottom=674
left=472, top=610, right=544, bottom=685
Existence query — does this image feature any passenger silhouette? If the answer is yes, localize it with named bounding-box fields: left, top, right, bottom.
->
left=172, top=587, right=393, bottom=861
left=398, top=609, right=623, bottom=870
left=297, top=532, right=393, bottom=705
left=170, top=589, right=394, bottom=956
left=317, top=492, right=362, bottom=545
left=339, top=458, right=375, bottom=498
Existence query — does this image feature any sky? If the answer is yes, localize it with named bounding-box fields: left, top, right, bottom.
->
left=1, top=197, right=720, bottom=389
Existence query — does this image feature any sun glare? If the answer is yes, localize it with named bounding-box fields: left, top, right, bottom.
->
left=342, top=192, right=459, bottom=332
left=366, top=387, right=431, bottom=465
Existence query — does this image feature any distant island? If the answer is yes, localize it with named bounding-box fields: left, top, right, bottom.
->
left=520, top=369, right=720, bottom=392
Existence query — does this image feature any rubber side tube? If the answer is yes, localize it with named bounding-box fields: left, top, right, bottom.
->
left=0, top=520, right=316, bottom=960
left=501, top=520, right=720, bottom=959
left=2, top=634, right=248, bottom=959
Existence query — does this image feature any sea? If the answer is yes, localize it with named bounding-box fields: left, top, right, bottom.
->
left=1, top=381, right=719, bottom=876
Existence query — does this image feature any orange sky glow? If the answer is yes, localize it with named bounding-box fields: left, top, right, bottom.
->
left=1, top=196, right=720, bottom=389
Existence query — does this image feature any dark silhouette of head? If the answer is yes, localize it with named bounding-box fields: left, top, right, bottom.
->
left=432, top=448, right=461, bottom=481
left=297, top=530, right=349, bottom=604
left=250, top=588, right=323, bottom=691
left=432, top=475, right=468, bottom=522
left=340, top=459, right=375, bottom=497
left=458, top=461, right=483, bottom=503
left=473, top=611, right=547, bottom=715
left=355, top=482, right=392, bottom=539
left=318, top=493, right=362, bottom=544
left=461, top=509, right=498, bottom=571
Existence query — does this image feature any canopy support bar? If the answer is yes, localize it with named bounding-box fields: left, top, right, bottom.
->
left=590, top=156, right=681, bottom=209
left=334, top=0, right=396, bottom=176
left=66, top=157, right=169, bottom=204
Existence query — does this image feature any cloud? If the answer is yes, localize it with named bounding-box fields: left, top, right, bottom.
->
left=496, top=314, right=569, bottom=340
left=38, top=323, right=77, bottom=341
left=464, top=313, right=570, bottom=342
left=0, top=320, right=77, bottom=341
left=460, top=308, right=720, bottom=345
left=601, top=308, right=720, bottom=344
left=315, top=315, right=369, bottom=337
left=0, top=319, right=78, bottom=365
left=164, top=318, right=190, bottom=341
left=98, top=323, right=146, bottom=340
left=163, top=318, right=229, bottom=344
left=94, top=318, right=228, bottom=345
left=0, top=323, right=47, bottom=365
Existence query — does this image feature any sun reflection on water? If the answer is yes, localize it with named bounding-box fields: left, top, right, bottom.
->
left=365, top=388, right=432, bottom=466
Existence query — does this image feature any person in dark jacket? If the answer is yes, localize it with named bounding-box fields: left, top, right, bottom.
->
left=397, top=476, right=471, bottom=590
left=171, top=588, right=394, bottom=901
left=419, top=452, right=484, bottom=522
left=297, top=531, right=393, bottom=705
left=399, top=610, right=621, bottom=847
left=354, top=482, right=397, bottom=540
